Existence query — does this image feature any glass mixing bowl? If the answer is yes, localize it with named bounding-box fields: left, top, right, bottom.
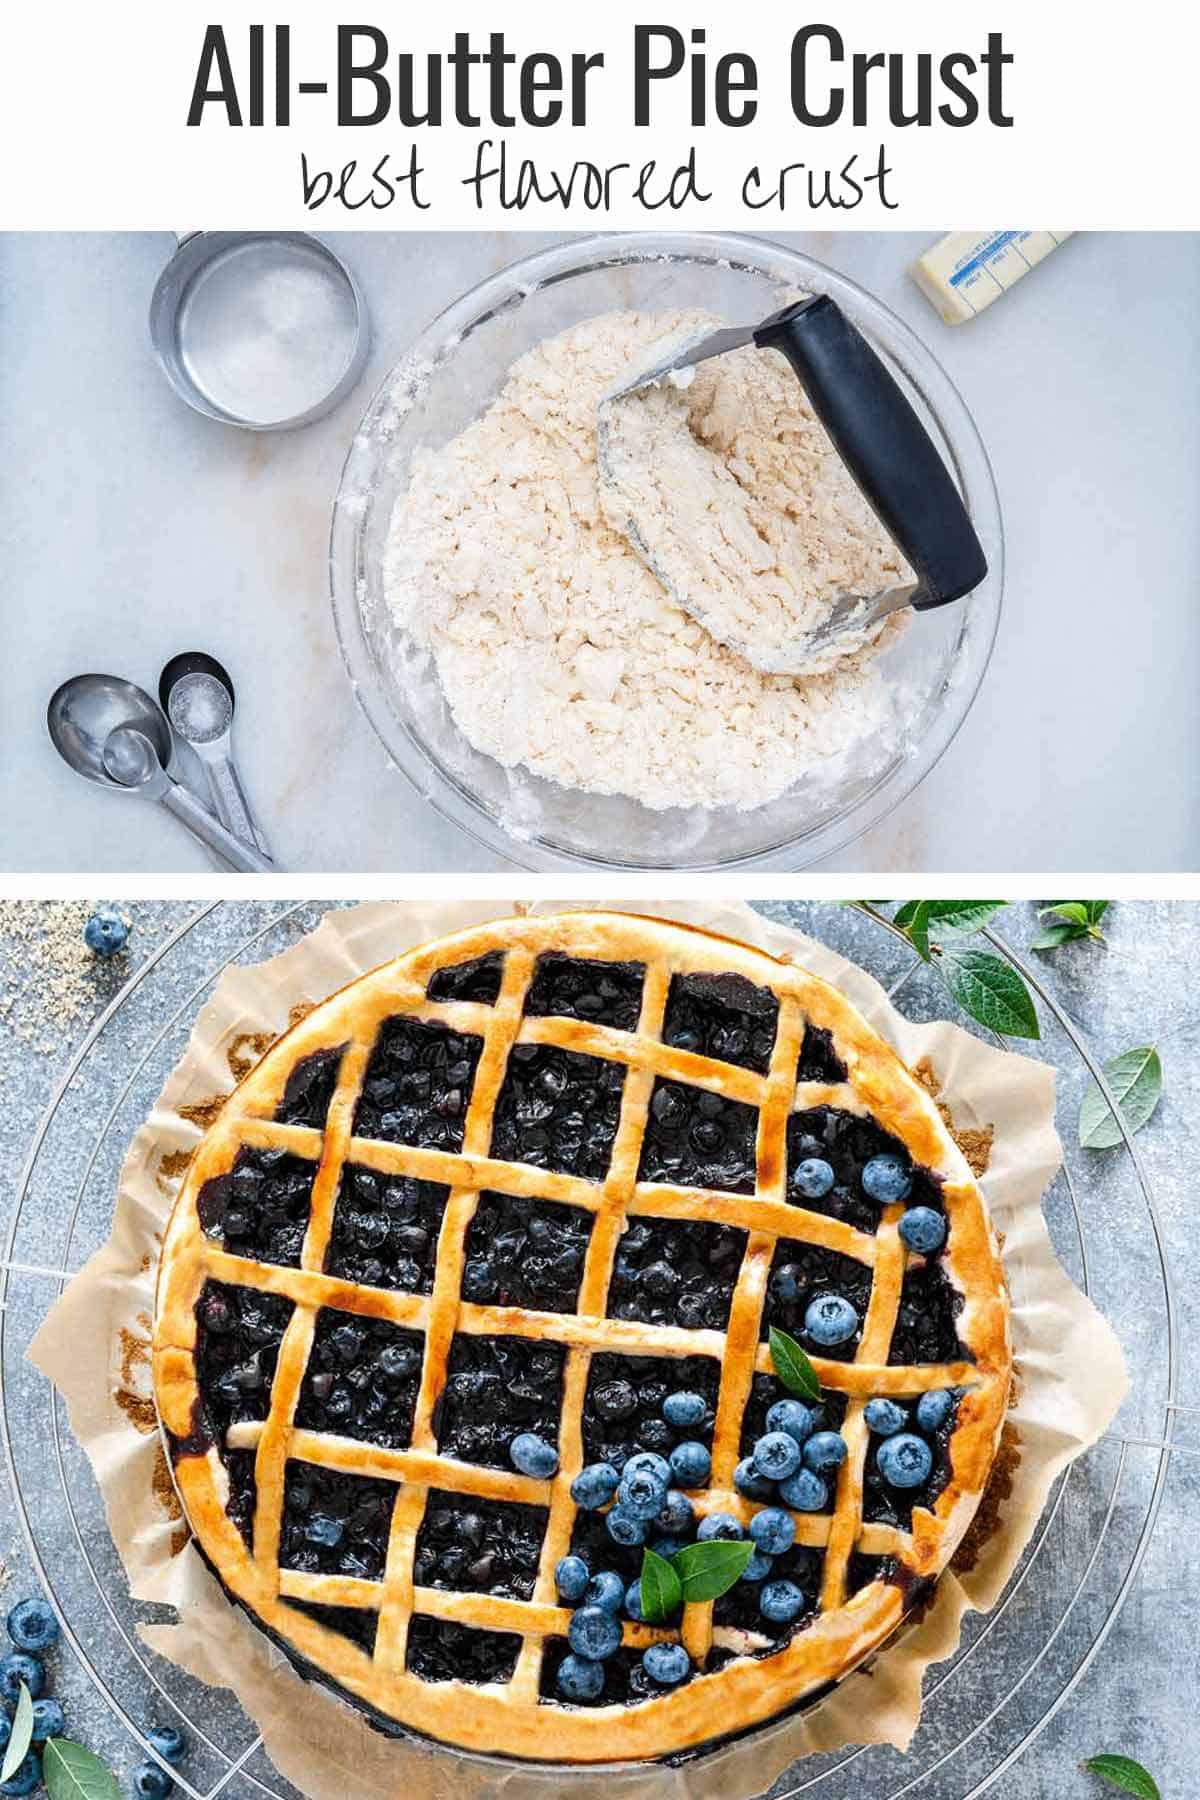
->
left=330, top=232, right=1003, bottom=869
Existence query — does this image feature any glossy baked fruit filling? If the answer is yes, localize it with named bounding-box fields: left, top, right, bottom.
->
left=606, top=1215, right=747, bottom=1330
left=786, top=1106, right=942, bottom=1233
left=435, top=1334, right=565, bottom=1470
left=638, top=1080, right=759, bottom=1194
left=662, top=970, right=779, bottom=1073
left=274, top=1046, right=347, bottom=1128
left=324, top=1167, right=449, bottom=1293
left=414, top=1491, right=548, bottom=1600
left=462, top=1190, right=593, bottom=1314
left=491, top=1043, right=626, bottom=1180
left=293, top=1310, right=424, bottom=1449
left=524, top=953, right=645, bottom=1031
left=352, top=1017, right=484, bottom=1150
left=426, top=950, right=505, bottom=1005
left=197, top=1148, right=316, bottom=1268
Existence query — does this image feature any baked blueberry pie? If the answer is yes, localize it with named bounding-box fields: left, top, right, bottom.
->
left=153, top=913, right=1011, bottom=1764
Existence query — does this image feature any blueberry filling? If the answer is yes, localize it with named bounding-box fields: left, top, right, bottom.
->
left=662, top=971, right=779, bottom=1074
left=287, top=1599, right=379, bottom=1657
left=462, top=1191, right=593, bottom=1314
left=195, top=1280, right=295, bottom=1438
left=862, top=1392, right=961, bottom=1528
left=491, top=1044, right=625, bottom=1181
left=566, top=1508, right=642, bottom=1591
left=197, top=1148, right=316, bottom=1268
left=539, top=1639, right=650, bottom=1705
left=795, top=1025, right=848, bottom=1084
left=294, top=1310, right=424, bottom=1449
left=581, top=1353, right=719, bottom=1470
left=760, top=1243, right=874, bottom=1361
left=712, top=1542, right=823, bottom=1642
left=406, top=1614, right=522, bottom=1684
left=846, top=1552, right=893, bottom=1595
left=435, top=1335, right=565, bottom=1470
left=888, top=1265, right=967, bottom=1366
left=223, top=1448, right=259, bottom=1548
left=524, top=954, right=645, bottom=1032
left=638, top=1081, right=758, bottom=1195
left=274, top=1046, right=347, bottom=1128
left=606, top=1216, right=746, bottom=1331
left=427, top=952, right=505, bottom=1005
left=279, top=1463, right=396, bottom=1580
left=787, top=1108, right=939, bottom=1233
left=325, top=1166, right=448, bottom=1293
left=353, top=1018, right=484, bottom=1151
left=414, top=1490, right=547, bottom=1600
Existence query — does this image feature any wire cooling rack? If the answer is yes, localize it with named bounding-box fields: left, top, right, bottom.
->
left=0, top=901, right=1180, bottom=1800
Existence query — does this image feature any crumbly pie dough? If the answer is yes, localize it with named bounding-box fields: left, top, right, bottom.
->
left=153, top=914, right=1011, bottom=1766
left=384, top=312, right=906, bottom=813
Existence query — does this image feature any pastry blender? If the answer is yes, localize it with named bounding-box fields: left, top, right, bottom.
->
left=598, top=295, right=987, bottom=670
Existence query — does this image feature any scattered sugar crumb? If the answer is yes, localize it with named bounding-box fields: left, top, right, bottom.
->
left=0, top=901, right=131, bottom=1054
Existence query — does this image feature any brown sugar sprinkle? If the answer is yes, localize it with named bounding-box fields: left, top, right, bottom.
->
left=951, top=1422, right=1021, bottom=1575
left=288, top=1001, right=315, bottom=1029
left=115, top=1389, right=158, bottom=1436
left=0, top=900, right=128, bottom=1055
left=179, top=1096, right=227, bottom=1132
left=227, top=1030, right=276, bottom=1081
left=156, top=1149, right=194, bottom=1194
left=912, top=1057, right=994, bottom=1177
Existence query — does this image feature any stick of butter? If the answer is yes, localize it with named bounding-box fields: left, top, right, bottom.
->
left=910, top=231, right=1073, bottom=324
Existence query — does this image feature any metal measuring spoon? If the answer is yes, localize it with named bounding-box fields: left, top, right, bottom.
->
left=159, top=652, right=271, bottom=858
left=100, top=726, right=274, bottom=874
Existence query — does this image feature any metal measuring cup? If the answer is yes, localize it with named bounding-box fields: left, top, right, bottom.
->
left=149, top=232, right=370, bottom=430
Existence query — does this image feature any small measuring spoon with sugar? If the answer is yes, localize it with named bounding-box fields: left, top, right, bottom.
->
left=159, top=652, right=272, bottom=860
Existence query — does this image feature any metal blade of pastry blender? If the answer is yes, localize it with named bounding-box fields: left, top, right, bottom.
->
left=598, top=296, right=987, bottom=670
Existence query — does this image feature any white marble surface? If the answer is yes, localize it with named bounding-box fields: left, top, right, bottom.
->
left=2, top=230, right=1198, bottom=873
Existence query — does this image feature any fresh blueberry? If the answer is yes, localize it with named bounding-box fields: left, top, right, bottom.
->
left=623, top=1451, right=671, bottom=1487
left=668, top=1440, right=711, bottom=1488
left=803, top=1431, right=848, bottom=1474
left=584, top=1570, right=626, bottom=1613
left=133, top=1765, right=175, bottom=1800
left=916, top=1389, right=955, bottom=1433
left=742, top=1551, right=774, bottom=1582
left=792, top=1157, right=835, bottom=1199
left=749, top=1507, right=795, bottom=1556
left=752, top=1431, right=802, bottom=1482
left=864, top=1398, right=907, bottom=1437
left=83, top=908, right=130, bottom=958
left=662, top=1390, right=706, bottom=1428
left=617, top=1465, right=668, bottom=1519
left=0, top=1654, right=44, bottom=1701
left=605, top=1506, right=648, bottom=1547
left=877, top=1433, right=934, bottom=1489
left=696, top=1512, right=743, bottom=1542
left=624, top=1579, right=644, bottom=1622
left=778, top=1467, right=828, bottom=1512
left=642, top=1642, right=690, bottom=1687
left=733, top=1456, right=775, bottom=1499
left=898, top=1207, right=947, bottom=1254
left=30, top=1698, right=65, bottom=1742
left=0, top=1754, right=42, bottom=1798
left=147, top=1725, right=187, bottom=1765
left=6, top=1598, right=59, bottom=1654
left=862, top=1154, right=912, bottom=1205
left=510, top=1432, right=559, bottom=1479
left=656, top=1489, right=695, bottom=1535
left=556, top=1653, right=605, bottom=1701
left=570, top=1462, right=619, bottom=1509
left=649, top=1536, right=688, bottom=1561
left=568, top=1604, right=622, bottom=1661
left=304, top=1515, right=343, bottom=1549
left=759, top=1580, right=806, bottom=1624
left=804, top=1293, right=859, bottom=1346
left=764, top=1398, right=816, bottom=1444
left=555, top=1555, right=590, bottom=1603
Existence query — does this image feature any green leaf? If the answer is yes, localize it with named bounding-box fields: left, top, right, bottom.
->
left=768, top=1327, right=822, bottom=1402
left=939, top=950, right=1040, bottom=1039
left=638, top=1548, right=683, bottom=1625
left=906, top=902, right=932, bottom=961
left=921, top=900, right=1006, bottom=937
left=1041, top=902, right=1090, bottom=928
left=891, top=901, right=922, bottom=928
left=1082, top=1754, right=1161, bottom=1799
left=1032, top=924, right=1077, bottom=952
left=1, top=1682, right=33, bottom=1782
left=671, top=1538, right=755, bottom=1602
left=1085, top=900, right=1110, bottom=925
left=43, top=1740, right=121, bottom=1800
left=1079, top=1047, right=1163, bottom=1150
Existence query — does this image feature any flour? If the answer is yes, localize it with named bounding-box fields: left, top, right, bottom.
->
left=384, top=309, right=905, bottom=814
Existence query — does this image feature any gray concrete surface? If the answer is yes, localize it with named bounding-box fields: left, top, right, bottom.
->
left=2, top=232, right=1198, bottom=873
left=0, top=898, right=1195, bottom=1797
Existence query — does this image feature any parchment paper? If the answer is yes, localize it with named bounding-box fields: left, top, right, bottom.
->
left=29, top=899, right=1128, bottom=1800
